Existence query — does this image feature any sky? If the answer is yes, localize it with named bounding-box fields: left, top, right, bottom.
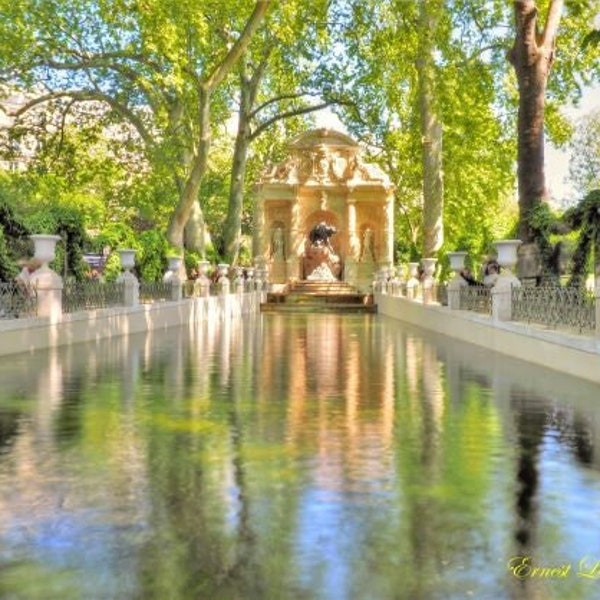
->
left=546, top=84, right=600, bottom=204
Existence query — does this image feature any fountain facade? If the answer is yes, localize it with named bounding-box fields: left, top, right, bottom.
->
left=254, top=128, right=394, bottom=291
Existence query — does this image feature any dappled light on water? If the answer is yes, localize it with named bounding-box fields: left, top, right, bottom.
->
left=0, top=314, right=599, bottom=598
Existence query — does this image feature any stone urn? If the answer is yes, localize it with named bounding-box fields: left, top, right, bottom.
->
left=217, top=263, right=230, bottom=294
left=167, top=256, right=182, bottom=273
left=422, top=257, right=437, bottom=278
left=197, top=260, right=210, bottom=278
left=30, top=234, right=62, bottom=269
left=408, top=262, right=420, bottom=280
left=447, top=251, right=468, bottom=291
left=406, top=262, right=420, bottom=299
left=494, top=239, right=522, bottom=273
left=448, top=251, right=467, bottom=273
left=195, top=260, right=211, bottom=297
left=118, top=249, right=136, bottom=272
left=245, top=267, right=255, bottom=291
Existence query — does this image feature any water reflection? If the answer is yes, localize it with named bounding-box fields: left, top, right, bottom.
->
left=0, top=314, right=599, bottom=599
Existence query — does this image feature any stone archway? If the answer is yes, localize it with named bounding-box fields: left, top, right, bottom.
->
left=254, top=128, right=394, bottom=291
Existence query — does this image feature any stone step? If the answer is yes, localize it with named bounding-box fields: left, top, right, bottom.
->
left=260, top=302, right=377, bottom=314
left=285, top=293, right=371, bottom=304
left=263, top=279, right=375, bottom=314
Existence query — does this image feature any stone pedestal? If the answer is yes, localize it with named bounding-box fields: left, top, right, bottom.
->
left=447, top=252, right=468, bottom=310
left=217, top=264, right=230, bottom=295
left=421, top=258, right=437, bottom=304
left=491, top=239, right=521, bottom=321
left=406, top=262, right=420, bottom=300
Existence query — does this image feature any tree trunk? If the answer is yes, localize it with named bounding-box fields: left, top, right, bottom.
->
left=165, top=1, right=272, bottom=253
left=509, top=0, right=563, bottom=242
left=166, top=87, right=211, bottom=249
left=417, top=0, right=444, bottom=259
left=184, top=200, right=212, bottom=257
left=223, top=73, right=254, bottom=263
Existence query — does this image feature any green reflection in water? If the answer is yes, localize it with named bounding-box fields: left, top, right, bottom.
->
left=0, top=314, right=599, bottom=599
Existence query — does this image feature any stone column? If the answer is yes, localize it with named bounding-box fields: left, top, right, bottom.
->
left=253, top=195, right=266, bottom=258
left=287, top=202, right=301, bottom=280
left=384, top=193, right=394, bottom=266
left=347, top=197, right=358, bottom=260
left=29, top=234, right=63, bottom=322
left=345, top=196, right=358, bottom=285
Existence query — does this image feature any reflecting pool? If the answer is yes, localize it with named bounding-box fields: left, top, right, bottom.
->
left=1, top=313, right=600, bottom=599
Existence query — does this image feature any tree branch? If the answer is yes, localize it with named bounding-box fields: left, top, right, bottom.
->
left=250, top=91, right=322, bottom=119
left=250, top=100, right=344, bottom=140
left=11, top=90, right=154, bottom=147
left=542, top=0, right=564, bottom=50
left=205, top=1, right=272, bottom=91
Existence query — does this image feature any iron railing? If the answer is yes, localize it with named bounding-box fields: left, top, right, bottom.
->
left=62, top=280, right=125, bottom=313
left=512, top=284, right=595, bottom=334
left=459, top=285, right=492, bottom=314
left=139, top=281, right=173, bottom=304
left=0, top=281, right=37, bottom=319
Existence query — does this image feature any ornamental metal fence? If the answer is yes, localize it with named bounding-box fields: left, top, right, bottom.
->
left=0, top=282, right=37, bottom=319
left=182, top=279, right=217, bottom=298
left=512, top=284, right=595, bottom=334
left=139, top=281, right=174, bottom=304
left=62, top=280, right=125, bottom=313
left=459, top=285, right=492, bottom=315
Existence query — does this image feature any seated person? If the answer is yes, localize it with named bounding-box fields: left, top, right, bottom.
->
left=483, top=261, right=500, bottom=287
left=459, top=268, right=480, bottom=286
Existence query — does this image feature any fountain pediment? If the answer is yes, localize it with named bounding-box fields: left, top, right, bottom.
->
left=261, top=128, right=391, bottom=187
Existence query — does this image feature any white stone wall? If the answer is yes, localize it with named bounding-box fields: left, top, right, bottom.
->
left=0, top=292, right=265, bottom=357
left=376, top=293, right=600, bottom=384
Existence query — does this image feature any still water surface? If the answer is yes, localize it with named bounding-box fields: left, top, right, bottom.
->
left=1, top=314, right=600, bottom=599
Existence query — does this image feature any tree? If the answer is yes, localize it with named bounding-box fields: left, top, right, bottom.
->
left=416, top=0, right=445, bottom=258
left=0, top=0, right=272, bottom=258
left=324, top=0, right=516, bottom=264
left=508, top=0, right=600, bottom=251
left=509, top=0, right=563, bottom=242
left=220, top=0, right=335, bottom=263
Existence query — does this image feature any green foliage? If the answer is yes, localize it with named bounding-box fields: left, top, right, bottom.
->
left=184, top=250, right=201, bottom=277
left=102, top=253, right=123, bottom=283
left=564, top=190, right=600, bottom=287
left=137, top=230, right=169, bottom=282
left=0, top=227, right=18, bottom=282
left=526, top=203, right=559, bottom=278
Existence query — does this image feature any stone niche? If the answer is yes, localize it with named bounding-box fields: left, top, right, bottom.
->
left=253, top=128, right=394, bottom=291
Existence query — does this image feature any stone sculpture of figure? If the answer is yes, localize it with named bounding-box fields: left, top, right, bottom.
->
left=271, top=225, right=285, bottom=261
left=308, top=221, right=336, bottom=249
left=304, top=222, right=341, bottom=280
left=360, top=227, right=375, bottom=262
